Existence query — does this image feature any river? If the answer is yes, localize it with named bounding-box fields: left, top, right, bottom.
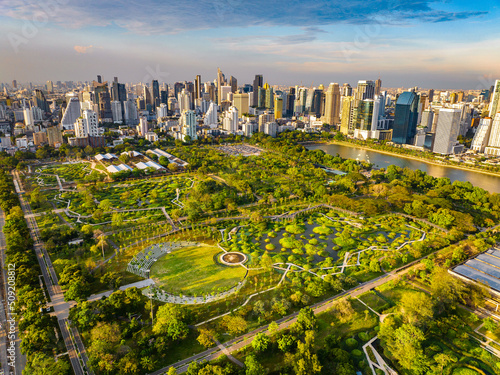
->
left=306, top=143, right=500, bottom=194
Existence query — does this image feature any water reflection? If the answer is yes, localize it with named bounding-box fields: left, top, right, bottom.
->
left=306, top=143, right=500, bottom=194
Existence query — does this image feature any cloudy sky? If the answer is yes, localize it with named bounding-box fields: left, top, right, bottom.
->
left=1, top=0, right=499, bottom=89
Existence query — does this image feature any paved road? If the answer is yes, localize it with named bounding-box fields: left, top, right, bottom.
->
left=12, top=171, right=92, bottom=375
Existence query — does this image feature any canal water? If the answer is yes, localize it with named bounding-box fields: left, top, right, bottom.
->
left=306, top=143, right=500, bottom=194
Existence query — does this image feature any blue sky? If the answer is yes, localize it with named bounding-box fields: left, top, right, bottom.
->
left=0, top=0, right=499, bottom=89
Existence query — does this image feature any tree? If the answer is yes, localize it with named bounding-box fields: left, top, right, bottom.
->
left=197, top=328, right=216, bottom=348
left=167, top=367, right=178, bottom=375
left=153, top=304, right=189, bottom=341
left=245, top=354, right=265, bottom=375
left=293, top=307, right=317, bottom=333
left=433, top=353, right=455, bottom=374
left=430, top=268, right=465, bottom=311
left=98, top=199, right=112, bottom=212
left=168, top=163, right=178, bottom=172
left=119, top=153, right=130, bottom=164
left=221, top=315, right=248, bottom=335
left=399, top=292, right=434, bottom=325
left=252, top=332, right=270, bottom=353
left=260, top=251, right=273, bottom=271
left=278, top=334, right=296, bottom=353
left=23, top=352, right=70, bottom=375
left=483, top=317, right=498, bottom=332
left=285, top=330, right=322, bottom=375
left=386, top=324, right=429, bottom=374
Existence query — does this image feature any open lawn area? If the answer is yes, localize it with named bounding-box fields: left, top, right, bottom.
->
left=150, top=245, right=247, bottom=296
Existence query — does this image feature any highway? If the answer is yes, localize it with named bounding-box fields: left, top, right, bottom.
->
left=12, top=171, right=91, bottom=375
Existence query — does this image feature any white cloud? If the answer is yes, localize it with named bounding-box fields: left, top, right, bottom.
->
left=74, top=45, right=93, bottom=53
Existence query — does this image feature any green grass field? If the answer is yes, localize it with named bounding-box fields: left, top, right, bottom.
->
left=150, top=245, right=247, bottom=296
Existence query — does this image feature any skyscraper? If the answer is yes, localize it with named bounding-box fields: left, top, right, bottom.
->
left=229, top=76, right=237, bottom=93
left=217, top=68, right=226, bottom=106
left=75, top=109, right=99, bottom=137
left=432, top=108, right=462, bottom=154
left=194, top=75, right=202, bottom=100
left=174, top=82, right=185, bottom=99
left=356, top=80, right=375, bottom=100
left=233, top=93, right=249, bottom=115
left=489, top=80, right=500, bottom=118
left=34, top=89, right=49, bottom=112
left=151, top=80, right=160, bottom=107
left=471, top=118, right=492, bottom=153
left=98, top=91, right=113, bottom=122
left=253, top=75, right=263, bottom=107
left=181, top=110, right=198, bottom=140
left=392, top=91, right=419, bottom=144
left=264, top=83, right=274, bottom=109
left=11, top=80, right=17, bottom=89
left=375, top=78, right=382, bottom=96
left=204, top=102, right=218, bottom=127
left=323, top=83, right=341, bottom=126
left=340, top=96, right=354, bottom=135
left=485, top=113, right=500, bottom=156
left=46, top=80, right=54, bottom=93
left=274, top=97, right=283, bottom=120
left=61, top=95, right=81, bottom=130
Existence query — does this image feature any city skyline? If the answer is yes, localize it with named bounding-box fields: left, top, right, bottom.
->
left=1, top=0, right=499, bottom=89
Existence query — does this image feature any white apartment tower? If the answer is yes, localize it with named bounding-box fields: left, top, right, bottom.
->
left=75, top=109, right=99, bottom=137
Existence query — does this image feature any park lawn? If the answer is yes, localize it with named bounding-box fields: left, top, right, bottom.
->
left=357, top=291, right=391, bottom=313
left=150, top=245, right=247, bottom=296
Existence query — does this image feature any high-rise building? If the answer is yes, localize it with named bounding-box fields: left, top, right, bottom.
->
left=174, top=82, right=185, bottom=99
left=194, top=75, right=202, bottom=100
left=489, top=80, right=500, bottom=118
left=124, top=100, right=139, bottom=125
left=220, top=86, right=232, bottom=103
left=253, top=75, right=263, bottom=107
left=223, top=106, right=239, bottom=133
left=33, top=131, right=48, bottom=146
left=323, top=83, right=341, bottom=126
left=264, top=122, right=278, bottom=137
left=428, top=89, right=435, bottom=103
left=233, top=93, right=249, bottom=115
left=179, top=89, right=192, bottom=112
left=341, top=83, right=353, bottom=97
left=143, top=85, right=151, bottom=106
left=392, top=91, right=419, bottom=144
left=263, top=83, right=273, bottom=109
left=432, top=108, right=462, bottom=154
left=181, top=110, right=197, bottom=140
left=353, top=100, right=375, bottom=139
left=23, top=105, right=34, bottom=127
left=274, top=97, right=283, bottom=120
left=46, top=80, right=54, bottom=93
left=204, top=102, right=218, bottom=127
left=356, top=80, right=375, bottom=100
left=229, top=76, right=237, bottom=93
left=471, top=118, right=492, bottom=153
left=217, top=68, right=226, bottom=106
left=111, top=101, right=123, bottom=123
left=160, top=90, right=168, bottom=105
left=375, top=78, right=382, bottom=96
left=137, top=116, right=148, bottom=136
left=47, top=125, right=63, bottom=147
left=340, top=96, right=355, bottom=135
left=61, top=95, right=81, bottom=130
left=151, top=80, right=160, bottom=107
left=75, top=109, right=99, bottom=137
left=11, top=80, right=17, bottom=89
left=34, top=89, right=49, bottom=112
left=485, top=113, right=500, bottom=156
left=420, top=109, right=434, bottom=132
left=98, top=91, right=113, bottom=122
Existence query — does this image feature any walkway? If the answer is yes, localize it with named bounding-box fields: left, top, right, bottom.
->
left=87, top=279, right=155, bottom=301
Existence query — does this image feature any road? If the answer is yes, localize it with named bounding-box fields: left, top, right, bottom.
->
left=0, top=210, right=26, bottom=375
left=12, top=170, right=92, bottom=375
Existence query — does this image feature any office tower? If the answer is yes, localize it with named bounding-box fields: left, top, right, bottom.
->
left=233, top=93, right=249, bottom=115
left=371, top=93, right=387, bottom=131
left=12, top=80, right=17, bottom=89
left=220, top=86, right=232, bottom=103
left=143, top=85, right=151, bottom=106
left=274, top=97, right=283, bottom=120
left=111, top=101, right=122, bottom=123
left=341, top=83, right=353, bottom=97
left=263, top=83, right=274, bottom=109
left=323, top=83, right=341, bottom=126
left=194, top=75, right=202, bottom=100
left=151, top=80, right=160, bottom=107
left=47, top=125, right=63, bottom=147
left=174, top=82, right=185, bottom=99
left=111, top=80, right=126, bottom=102
left=471, top=118, right=492, bottom=153
left=485, top=113, right=500, bottom=156
left=457, top=91, right=465, bottom=103
left=420, top=109, right=434, bottom=132
left=46, top=80, right=54, bottom=93
left=178, top=89, right=192, bottom=112
left=229, top=76, right=238, bottom=93
left=204, top=102, right=218, bottom=127
left=489, top=80, right=500, bottom=118
left=160, top=90, right=168, bottom=105
left=286, top=89, right=295, bottom=117
left=75, top=109, right=99, bottom=137
left=375, top=78, right=382, bottom=96
left=432, top=108, right=461, bottom=154
left=98, top=91, right=113, bottom=122
left=184, top=81, right=195, bottom=104
left=449, top=93, right=458, bottom=104
left=392, top=91, right=419, bottom=144
left=428, top=89, right=435, bottom=103
left=61, top=95, right=80, bottom=130
left=257, top=87, right=266, bottom=108
left=253, top=75, right=263, bottom=107
left=356, top=80, right=375, bottom=100
left=97, top=75, right=102, bottom=83
left=124, top=100, right=139, bottom=125
left=353, top=100, right=375, bottom=139
left=217, top=68, right=226, bottom=106
left=33, top=89, right=49, bottom=112
left=181, top=110, right=197, bottom=140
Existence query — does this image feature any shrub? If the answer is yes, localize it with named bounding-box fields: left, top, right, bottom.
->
left=346, top=338, right=358, bottom=348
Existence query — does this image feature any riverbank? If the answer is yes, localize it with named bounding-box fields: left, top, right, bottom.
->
left=307, top=140, right=500, bottom=179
